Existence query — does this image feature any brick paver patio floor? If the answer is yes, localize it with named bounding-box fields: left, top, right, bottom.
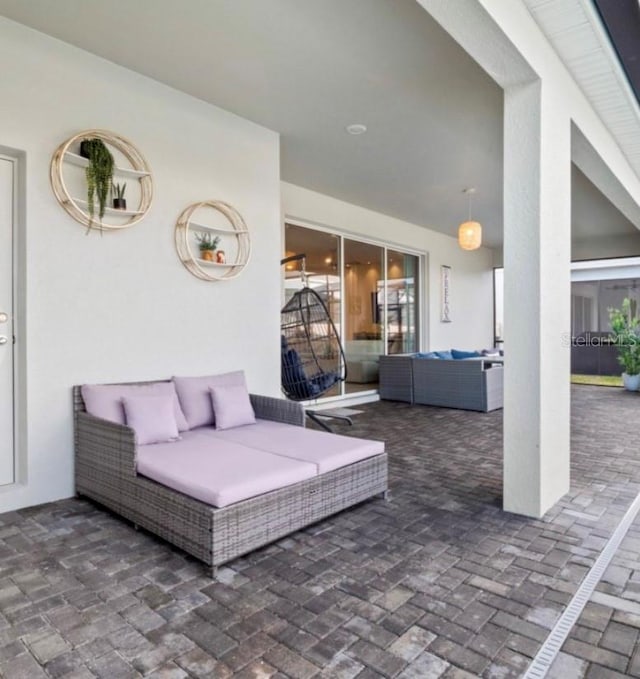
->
left=0, top=384, right=638, bottom=678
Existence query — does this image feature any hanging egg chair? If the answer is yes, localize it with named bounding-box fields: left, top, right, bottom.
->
left=280, top=254, right=347, bottom=401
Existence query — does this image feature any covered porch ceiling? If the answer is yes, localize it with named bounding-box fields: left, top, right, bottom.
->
left=0, top=0, right=638, bottom=251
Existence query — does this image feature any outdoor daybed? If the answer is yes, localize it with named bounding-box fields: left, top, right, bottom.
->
left=74, top=372, right=387, bottom=575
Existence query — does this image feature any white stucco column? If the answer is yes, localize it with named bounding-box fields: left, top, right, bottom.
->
left=503, top=80, right=571, bottom=517
left=418, top=0, right=588, bottom=518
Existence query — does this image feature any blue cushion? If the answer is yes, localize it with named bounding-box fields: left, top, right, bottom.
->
left=282, top=347, right=341, bottom=400
left=451, top=349, right=481, bottom=360
left=434, top=350, right=453, bottom=360
left=415, top=352, right=439, bottom=359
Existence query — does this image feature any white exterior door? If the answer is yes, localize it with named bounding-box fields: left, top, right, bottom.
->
left=0, top=158, right=14, bottom=485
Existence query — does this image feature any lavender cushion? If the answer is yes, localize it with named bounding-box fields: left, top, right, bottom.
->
left=214, top=420, right=385, bottom=473
left=81, top=382, right=188, bottom=431
left=122, top=394, right=180, bottom=445
left=136, top=430, right=316, bottom=507
left=173, top=371, right=246, bottom=429
left=210, top=383, right=256, bottom=430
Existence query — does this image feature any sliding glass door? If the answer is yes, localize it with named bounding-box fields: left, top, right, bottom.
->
left=284, top=223, right=420, bottom=398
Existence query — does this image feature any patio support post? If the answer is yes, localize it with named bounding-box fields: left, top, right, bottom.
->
left=502, top=80, right=571, bottom=517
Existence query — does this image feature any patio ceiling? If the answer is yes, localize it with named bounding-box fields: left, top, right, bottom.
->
left=0, top=0, right=637, bottom=250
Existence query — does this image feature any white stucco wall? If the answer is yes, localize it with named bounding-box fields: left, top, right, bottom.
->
left=0, top=18, right=281, bottom=512
left=282, top=182, right=495, bottom=352
left=572, top=234, right=640, bottom=261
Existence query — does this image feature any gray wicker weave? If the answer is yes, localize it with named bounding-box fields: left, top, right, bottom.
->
left=379, top=356, right=503, bottom=412
left=411, top=359, right=503, bottom=412
left=73, top=383, right=387, bottom=575
left=378, top=354, right=414, bottom=403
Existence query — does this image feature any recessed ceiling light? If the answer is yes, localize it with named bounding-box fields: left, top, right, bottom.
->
left=346, top=123, right=367, bottom=135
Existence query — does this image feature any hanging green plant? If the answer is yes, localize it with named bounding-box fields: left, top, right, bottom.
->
left=82, top=138, right=114, bottom=230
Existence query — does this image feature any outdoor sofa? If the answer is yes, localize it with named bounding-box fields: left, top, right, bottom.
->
left=74, top=371, right=387, bottom=575
left=379, top=353, right=503, bottom=412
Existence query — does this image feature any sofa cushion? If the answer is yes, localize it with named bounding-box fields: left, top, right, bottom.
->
left=136, top=429, right=317, bottom=508
left=81, top=381, right=189, bottom=431
left=282, top=348, right=340, bottom=399
left=212, top=420, right=384, bottom=474
left=122, top=394, right=180, bottom=445
left=451, top=349, right=482, bottom=360
left=415, top=352, right=439, bottom=359
left=434, top=350, right=453, bottom=360
left=173, top=371, right=246, bottom=429
left=210, top=383, right=256, bottom=430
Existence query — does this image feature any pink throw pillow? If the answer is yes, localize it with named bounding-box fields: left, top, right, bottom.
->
left=209, top=383, right=256, bottom=430
left=173, top=371, right=247, bottom=429
left=81, top=382, right=188, bottom=431
left=122, top=394, right=180, bottom=445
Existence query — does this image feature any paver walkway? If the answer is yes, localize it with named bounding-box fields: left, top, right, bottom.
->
left=0, top=385, right=638, bottom=678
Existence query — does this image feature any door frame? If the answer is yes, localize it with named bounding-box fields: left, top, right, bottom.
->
left=0, top=149, right=26, bottom=487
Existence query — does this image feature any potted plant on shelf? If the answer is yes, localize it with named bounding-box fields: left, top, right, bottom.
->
left=609, top=298, right=640, bottom=391
left=195, top=232, right=220, bottom=261
left=80, top=138, right=114, bottom=230
left=112, top=182, right=126, bottom=210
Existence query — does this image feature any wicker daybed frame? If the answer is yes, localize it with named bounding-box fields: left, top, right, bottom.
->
left=73, top=385, right=388, bottom=575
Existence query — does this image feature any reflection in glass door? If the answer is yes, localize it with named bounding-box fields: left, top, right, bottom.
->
left=344, top=240, right=385, bottom=394
left=386, top=250, right=418, bottom=354
left=283, top=224, right=341, bottom=397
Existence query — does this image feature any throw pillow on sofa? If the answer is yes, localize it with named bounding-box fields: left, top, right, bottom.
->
left=173, top=371, right=246, bottom=429
left=122, top=394, right=181, bottom=445
left=451, top=349, right=482, bottom=360
left=434, top=350, right=453, bottom=360
left=81, top=382, right=189, bottom=431
left=210, top=383, right=256, bottom=430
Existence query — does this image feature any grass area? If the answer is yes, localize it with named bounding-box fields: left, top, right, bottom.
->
left=571, top=374, right=623, bottom=387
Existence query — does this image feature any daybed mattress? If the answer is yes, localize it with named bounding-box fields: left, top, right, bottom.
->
left=136, top=420, right=385, bottom=508
left=212, top=420, right=384, bottom=473
left=137, top=429, right=316, bottom=508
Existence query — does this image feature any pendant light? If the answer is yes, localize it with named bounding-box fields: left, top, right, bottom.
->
left=458, top=188, right=482, bottom=251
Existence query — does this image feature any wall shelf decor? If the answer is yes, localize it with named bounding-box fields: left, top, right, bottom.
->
left=50, top=129, right=153, bottom=232
left=175, top=200, right=251, bottom=281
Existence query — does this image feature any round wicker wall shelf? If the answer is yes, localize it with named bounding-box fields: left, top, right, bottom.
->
left=50, top=129, right=153, bottom=232
left=175, top=200, right=251, bottom=281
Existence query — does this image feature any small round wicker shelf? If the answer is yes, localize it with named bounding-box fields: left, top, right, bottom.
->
left=50, top=129, right=153, bottom=232
left=175, top=200, right=251, bottom=281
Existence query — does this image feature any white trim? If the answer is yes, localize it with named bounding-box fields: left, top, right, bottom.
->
left=0, top=153, right=17, bottom=486
left=572, top=257, right=640, bottom=270
left=307, top=392, right=379, bottom=409
left=571, top=257, right=640, bottom=282
left=523, top=0, right=640, bottom=176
